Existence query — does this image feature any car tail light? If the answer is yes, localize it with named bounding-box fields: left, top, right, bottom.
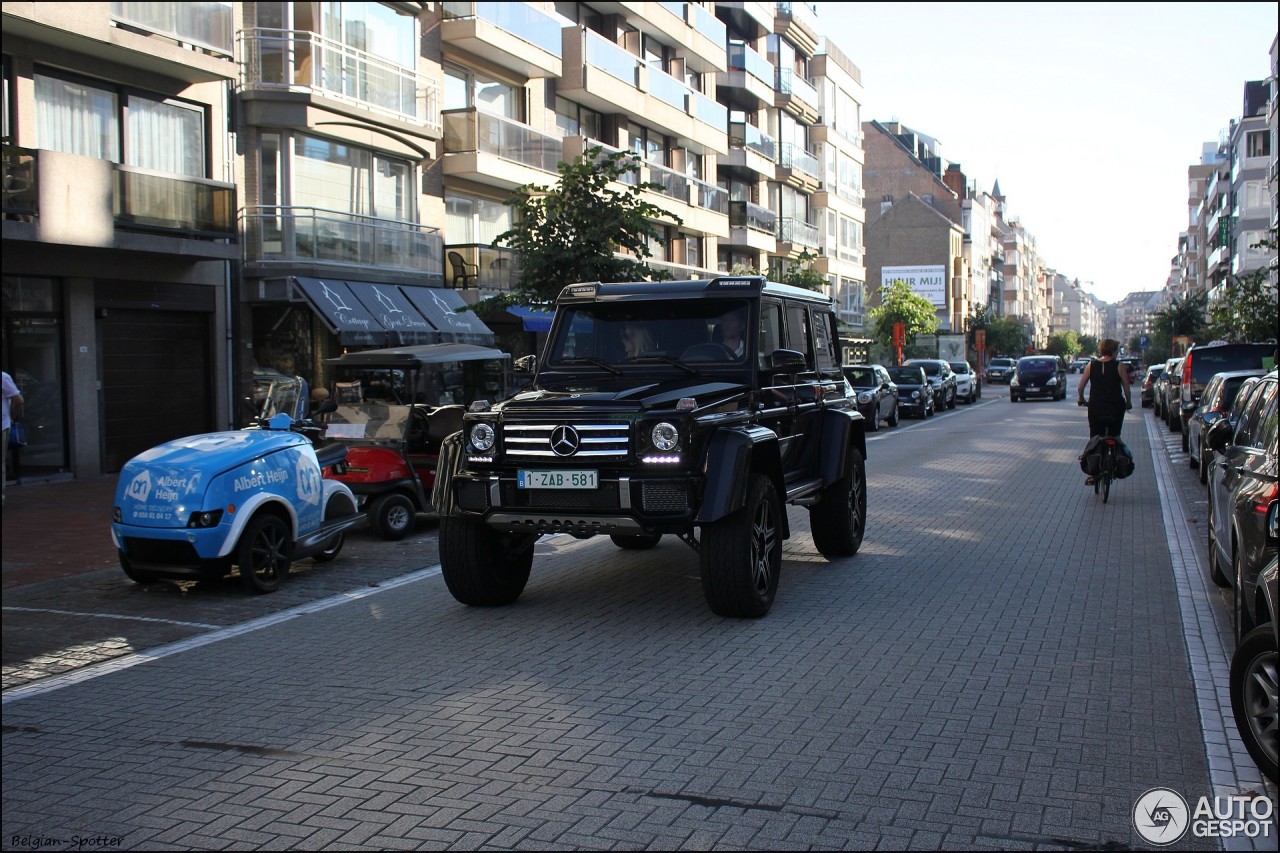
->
left=1252, top=482, right=1279, bottom=515
left=1181, top=351, right=1193, bottom=393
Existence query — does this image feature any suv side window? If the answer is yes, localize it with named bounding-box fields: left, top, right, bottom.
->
left=758, top=301, right=784, bottom=370
left=812, top=308, right=839, bottom=375
left=1233, top=381, right=1269, bottom=446
left=1254, top=384, right=1277, bottom=451
left=785, top=303, right=813, bottom=369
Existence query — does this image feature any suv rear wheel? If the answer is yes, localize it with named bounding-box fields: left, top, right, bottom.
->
left=440, top=518, right=536, bottom=606
left=700, top=473, right=781, bottom=618
left=809, top=447, right=866, bottom=559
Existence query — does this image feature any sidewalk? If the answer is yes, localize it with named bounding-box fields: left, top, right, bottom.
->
left=2, top=476, right=121, bottom=589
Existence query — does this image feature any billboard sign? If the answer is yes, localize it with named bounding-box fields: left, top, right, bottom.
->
left=881, top=265, right=946, bottom=307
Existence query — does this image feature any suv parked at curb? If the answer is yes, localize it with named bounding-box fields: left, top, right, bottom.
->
left=1176, top=341, right=1276, bottom=449
left=433, top=276, right=868, bottom=618
left=904, top=359, right=958, bottom=409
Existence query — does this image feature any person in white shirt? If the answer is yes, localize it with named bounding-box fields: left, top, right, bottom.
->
left=720, top=309, right=747, bottom=359
left=2, top=370, right=24, bottom=506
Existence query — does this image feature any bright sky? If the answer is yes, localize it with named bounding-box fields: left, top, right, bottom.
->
left=816, top=2, right=1277, bottom=305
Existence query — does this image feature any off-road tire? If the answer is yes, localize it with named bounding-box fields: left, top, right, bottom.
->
left=809, top=446, right=866, bottom=559
left=238, top=513, right=292, bottom=594
left=371, top=492, right=416, bottom=541
left=440, top=517, right=535, bottom=606
left=610, top=533, right=663, bottom=550
left=700, top=474, right=781, bottom=618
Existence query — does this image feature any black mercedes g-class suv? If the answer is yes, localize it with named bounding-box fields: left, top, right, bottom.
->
left=432, top=275, right=867, bottom=617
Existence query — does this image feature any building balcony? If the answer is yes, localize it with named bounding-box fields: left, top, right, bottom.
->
left=237, top=28, right=441, bottom=136
left=716, top=2, right=776, bottom=39
left=776, top=216, right=820, bottom=251
left=646, top=257, right=723, bottom=281
left=778, top=142, right=820, bottom=190
left=773, top=2, right=819, bottom=55
left=775, top=67, right=820, bottom=123
left=241, top=205, right=442, bottom=278
left=445, top=243, right=521, bottom=292
left=724, top=121, right=777, bottom=178
left=721, top=41, right=775, bottom=107
left=441, top=2, right=563, bottom=79
left=3, top=147, right=236, bottom=257
left=442, top=108, right=564, bottom=190
left=111, top=0, right=233, bottom=56
left=727, top=200, right=778, bottom=252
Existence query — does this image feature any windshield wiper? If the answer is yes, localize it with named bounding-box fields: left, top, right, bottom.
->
left=557, top=356, right=621, bottom=376
left=628, top=355, right=705, bottom=376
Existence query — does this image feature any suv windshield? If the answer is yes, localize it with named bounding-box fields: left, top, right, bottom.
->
left=1019, top=358, right=1057, bottom=372
left=949, top=362, right=969, bottom=374
left=990, top=359, right=1014, bottom=368
left=547, top=299, right=752, bottom=368
left=845, top=367, right=877, bottom=386
left=888, top=367, right=923, bottom=384
left=910, top=362, right=942, bottom=377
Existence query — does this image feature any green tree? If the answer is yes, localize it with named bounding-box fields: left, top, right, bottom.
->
left=964, top=302, right=996, bottom=356
left=1045, top=330, right=1081, bottom=358
left=1078, top=334, right=1098, bottom=357
left=867, top=279, right=939, bottom=359
left=486, top=145, right=682, bottom=309
left=729, top=249, right=826, bottom=291
left=1207, top=266, right=1277, bottom=343
left=1149, top=291, right=1207, bottom=356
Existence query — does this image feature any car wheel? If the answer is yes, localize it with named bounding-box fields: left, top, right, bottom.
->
left=700, top=473, right=781, bottom=618
left=1207, top=500, right=1231, bottom=588
left=887, top=401, right=899, bottom=427
left=926, top=398, right=935, bottom=417
left=237, top=513, right=292, bottom=594
left=1167, top=409, right=1180, bottom=432
left=1230, top=624, right=1279, bottom=784
left=313, top=492, right=356, bottom=562
left=947, top=390, right=956, bottom=409
left=1188, top=436, right=1198, bottom=470
left=1181, top=426, right=1190, bottom=453
left=1234, top=543, right=1255, bottom=642
left=1199, top=448, right=1209, bottom=485
left=808, top=446, right=866, bottom=559
left=610, top=533, right=663, bottom=550
left=118, top=550, right=159, bottom=585
left=866, top=406, right=880, bottom=431
left=370, top=492, right=417, bottom=541
left=440, top=517, right=536, bottom=606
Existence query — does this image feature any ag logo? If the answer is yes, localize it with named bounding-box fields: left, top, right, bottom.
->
left=125, top=470, right=152, bottom=503
left=295, top=457, right=321, bottom=506
left=1133, top=788, right=1189, bottom=845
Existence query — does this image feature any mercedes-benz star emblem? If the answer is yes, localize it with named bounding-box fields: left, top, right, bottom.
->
left=550, top=425, right=580, bottom=457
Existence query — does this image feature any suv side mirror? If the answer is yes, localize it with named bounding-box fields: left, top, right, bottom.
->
left=768, top=349, right=807, bottom=371
left=514, top=355, right=537, bottom=374
left=1205, top=418, right=1232, bottom=453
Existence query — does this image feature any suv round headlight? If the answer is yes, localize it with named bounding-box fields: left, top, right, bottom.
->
left=651, top=422, right=679, bottom=451
left=470, top=422, right=495, bottom=451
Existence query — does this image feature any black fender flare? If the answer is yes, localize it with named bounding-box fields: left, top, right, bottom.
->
left=431, top=431, right=466, bottom=516
left=818, top=409, right=866, bottom=486
left=696, top=425, right=787, bottom=537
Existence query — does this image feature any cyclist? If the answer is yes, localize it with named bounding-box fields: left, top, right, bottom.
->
left=1077, top=338, right=1131, bottom=485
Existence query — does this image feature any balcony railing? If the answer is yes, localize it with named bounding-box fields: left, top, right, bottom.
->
left=114, top=165, right=236, bottom=236
left=729, top=200, right=777, bottom=234
left=728, top=41, right=774, bottom=86
left=692, top=177, right=728, bottom=214
left=111, top=1, right=233, bottom=56
left=585, top=30, right=640, bottom=85
left=443, top=108, right=563, bottom=174
left=646, top=257, right=722, bottom=281
left=778, top=217, right=819, bottom=248
left=776, top=1, right=820, bottom=32
left=689, top=90, right=728, bottom=129
left=441, top=2, right=563, bottom=57
left=2, top=145, right=38, bottom=220
left=646, top=160, right=691, bottom=200
left=729, top=121, right=777, bottom=161
left=776, top=67, right=819, bottom=107
left=238, top=28, right=440, bottom=133
left=780, top=143, right=820, bottom=180
left=242, top=205, right=442, bottom=274
left=446, top=243, right=521, bottom=291
left=686, top=2, right=727, bottom=45
left=648, top=66, right=690, bottom=111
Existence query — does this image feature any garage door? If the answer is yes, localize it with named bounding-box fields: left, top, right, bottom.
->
left=101, top=310, right=213, bottom=472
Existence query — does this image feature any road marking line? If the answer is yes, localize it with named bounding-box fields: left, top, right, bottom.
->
left=2, top=607, right=221, bottom=630
left=2, top=565, right=442, bottom=705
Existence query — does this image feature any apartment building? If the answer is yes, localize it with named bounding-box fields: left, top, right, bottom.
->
left=960, top=184, right=1003, bottom=317
left=3, top=1, right=239, bottom=477
left=1224, top=80, right=1273, bottom=288
left=998, top=215, right=1044, bottom=348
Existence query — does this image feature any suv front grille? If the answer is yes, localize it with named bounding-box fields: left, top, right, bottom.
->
left=502, top=422, right=630, bottom=461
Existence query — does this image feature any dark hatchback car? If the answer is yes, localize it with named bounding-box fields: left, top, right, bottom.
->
left=985, top=357, right=1017, bottom=384
left=904, top=359, right=958, bottom=410
left=1140, top=365, right=1164, bottom=408
left=1187, top=369, right=1268, bottom=483
left=1010, top=356, right=1067, bottom=402
left=887, top=364, right=933, bottom=418
left=1206, top=369, right=1278, bottom=643
left=843, top=364, right=899, bottom=431
left=1231, top=548, right=1277, bottom=784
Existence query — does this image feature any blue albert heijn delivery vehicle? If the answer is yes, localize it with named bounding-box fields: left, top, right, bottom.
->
left=111, top=395, right=366, bottom=593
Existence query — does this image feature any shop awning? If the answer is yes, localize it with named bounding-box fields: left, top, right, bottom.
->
left=344, top=279, right=437, bottom=345
left=506, top=305, right=556, bottom=333
left=399, top=286, right=496, bottom=345
left=291, top=277, right=390, bottom=347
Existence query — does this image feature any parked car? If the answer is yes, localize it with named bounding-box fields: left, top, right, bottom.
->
left=1010, top=355, right=1067, bottom=402
left=904, top=359, right=958, bottom=409
left=1140, top=365, right=1164, bottom=408
left=1118, top=356, right=1142, bottom=384
left=843, top=364, right=899, bottom=430
left=985, top=357, right=1017, bottom=384
left=948, top=360, right=981, bottom=403
left=1155, top=357, right=1183, bottom=424
left=1176, top=341, right=1276, bottom=449
left=1230, top=546, right=1277, bottom=784
left=887, top=364, right=934, bottom=418
left=1069, top=358, right=1090, bottom=374
left=1187, top=369, right=1268, bottom=483
left=1205, top=369, right=1278, bottom=642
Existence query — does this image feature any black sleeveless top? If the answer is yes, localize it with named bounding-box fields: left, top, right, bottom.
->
left=1088, top=359, right=1125, bottom=417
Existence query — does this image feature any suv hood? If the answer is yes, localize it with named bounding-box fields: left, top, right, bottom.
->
left=501, top=377, right=747, bottom=413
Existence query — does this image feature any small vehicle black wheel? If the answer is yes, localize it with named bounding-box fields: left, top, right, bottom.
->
left=119, top=550, right=159, bottom=585
left=947, top=390, right=956, bottom=409
left=1198, top=449, right=1209, bottom=485
left=700, top=473, right=781, bottom=618
left=313, top=493, right=356, bottom=562
left=1230, top=625, right=1279, bottom=784
left=440, top=517, right=535, bottom=606
left=866, top=407, right=880, bottom=431
left=237, top=513, right=292, bottom=594
left=887, top=402, right=899, bottom=427
left=610, top=533, right=663, bottom=550
left=371, top=492, right=416, bottom=541
left=809, top=446, right=866, bottom=559
left=1181, top=428, right=1190, bottom=454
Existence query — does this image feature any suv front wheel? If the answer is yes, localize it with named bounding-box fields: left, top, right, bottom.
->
left=700, top=473, right=781, bottom=618
left=440, top=517, right=537, bottom=606
left=809, top=447, right=866, bottom=558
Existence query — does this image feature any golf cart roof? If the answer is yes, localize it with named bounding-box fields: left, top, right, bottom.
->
left=326, top=343, right=511, bottom=368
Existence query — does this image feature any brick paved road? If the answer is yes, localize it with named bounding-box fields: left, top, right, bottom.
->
left=2, top=383, right=1274, bottom=850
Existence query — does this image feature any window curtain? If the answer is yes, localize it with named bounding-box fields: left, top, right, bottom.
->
left=126, top=97, right=204, bottom=177
left=35, top=73, right=119, bottom=161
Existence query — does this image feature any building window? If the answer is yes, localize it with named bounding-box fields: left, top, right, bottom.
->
left=35, top=72, right=120, bottom=162
left=445, top=64, right=522, bottom=120
left=554, top=96, right=601, bottom=141
left=291, top=133, right=414, bottom=220
left=1245, top=130, right=1270, bottom=159
left=446, top=192, right=511, bottom=245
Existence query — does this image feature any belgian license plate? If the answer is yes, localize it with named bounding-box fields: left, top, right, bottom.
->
left=518, top=470, right=598, bottom=489
left=1027, top=385, right=1039, bottom=391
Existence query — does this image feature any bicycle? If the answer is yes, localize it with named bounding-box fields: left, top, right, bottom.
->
left=1078, top=398, right=1123, bottom=503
